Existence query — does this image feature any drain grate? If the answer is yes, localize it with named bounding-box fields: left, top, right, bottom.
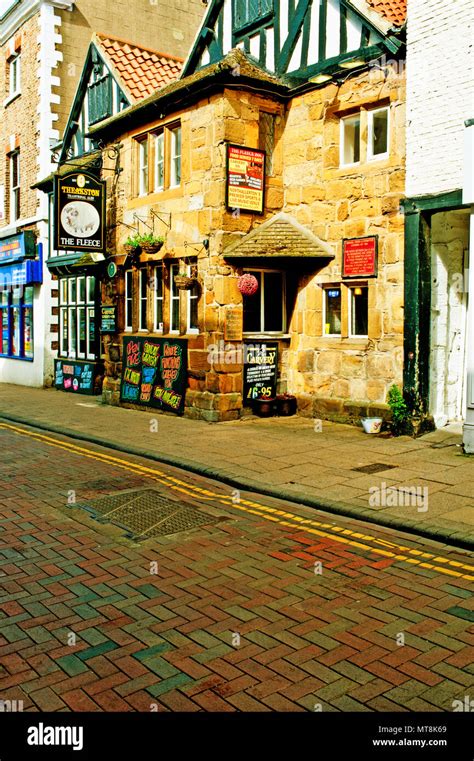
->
left=75, top=488, right=218, bottom=540
left=352, top=463, right=397, bottom=474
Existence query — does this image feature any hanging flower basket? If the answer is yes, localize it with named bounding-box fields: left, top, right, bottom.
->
left=238, top=273, right=259, bottom=296
left=175, top=274, right=197, bottom=290
left=124, top=243, right=140, bottom=255
left=141, top=242, right=163, bottom=255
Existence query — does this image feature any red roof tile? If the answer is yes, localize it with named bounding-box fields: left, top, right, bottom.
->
left=95, top=33, right=183, bottom=102
left=367, top=0, right=406, bottom=26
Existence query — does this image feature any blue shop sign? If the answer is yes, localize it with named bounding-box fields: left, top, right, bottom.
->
left=0, top=233, right=42, bottom=287
left=0, top=231, right=36, bottom=263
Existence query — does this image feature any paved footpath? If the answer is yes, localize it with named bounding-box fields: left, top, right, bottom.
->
left=0, top=385, right=473, bottom=547
left=0, top=421, right=472, bottom=712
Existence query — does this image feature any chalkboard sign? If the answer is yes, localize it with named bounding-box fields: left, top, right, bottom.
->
left=120, top=336, right=188, bottom=414
left=243, top=342, right=278, bottom=405
left=100, top=305, right=117, bottom=333
left=55, top=359, right=98, bottom=395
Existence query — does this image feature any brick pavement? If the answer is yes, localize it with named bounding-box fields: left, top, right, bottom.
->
left=0, top=424, right=473, bottom=712
left=0, top=385, right=472, bottom=547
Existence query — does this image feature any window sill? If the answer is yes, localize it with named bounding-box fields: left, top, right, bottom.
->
left=243, top=333, right=290, bottom=340
left=0, top=354, right=33, bottom=362
left=3, top=91, right=21, bottom=108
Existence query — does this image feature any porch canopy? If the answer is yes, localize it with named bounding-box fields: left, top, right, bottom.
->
left=223, top=212, right=335, bottom=267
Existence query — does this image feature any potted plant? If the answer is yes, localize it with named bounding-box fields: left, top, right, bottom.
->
left=386, top=384, right=410, bottom=436
left=252, top=396, right=276, bottom=417
left=136, top=233, right=164, bottom=255
left=123, top=234, right=141, bottom=255
left=276, top=393, right=297, bottom=416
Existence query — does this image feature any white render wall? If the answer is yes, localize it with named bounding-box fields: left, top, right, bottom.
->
left=406, top=0, right=474, bottom=197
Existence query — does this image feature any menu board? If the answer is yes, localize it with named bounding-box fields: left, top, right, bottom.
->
left=100, top=305, right=117, bottom=333
left=342, top=236, right=378, bottom=278
left=243, top=342, right=278, bottom=405
left=120, top=336, right=188, bottom=414
left=55, top=359, right=97, bottom=395
left=226, top=144, right=265, bottom=214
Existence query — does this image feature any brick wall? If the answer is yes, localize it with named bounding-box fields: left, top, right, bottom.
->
left=406, top=0, right=474, bottom=196
left=0, top=14, right=41, bottom=227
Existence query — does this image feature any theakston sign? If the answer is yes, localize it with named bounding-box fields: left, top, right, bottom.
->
left=54, top=171, right=106, bottom=253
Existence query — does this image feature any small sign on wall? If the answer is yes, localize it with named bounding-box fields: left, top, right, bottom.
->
left=342, top=236, right=378, bottom=278
left=224, top=307, right=243, bottom=341
left=100, top=305, right=117, bottom=334
left=0, top=185, right=4, bottom=221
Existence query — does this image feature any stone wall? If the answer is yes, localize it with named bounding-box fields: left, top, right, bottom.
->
left=281, top=67, right=406, bottom=412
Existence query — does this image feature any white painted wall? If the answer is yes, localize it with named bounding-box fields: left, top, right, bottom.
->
left=406, top=0, right=474, bottom=196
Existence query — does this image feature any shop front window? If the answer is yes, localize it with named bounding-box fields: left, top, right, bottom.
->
left=324, top=287, right=342, bottom=335
left=243, top=270, right=285, bottom=334
left=0, top=285, right=34, bottom=360
left=154, top=267, right=163, bottom=331
left=125, top=269, right=133, bottom=330
left=139, top=269, right=148, bottom=330
left=59, top=276, right=96, bottom=360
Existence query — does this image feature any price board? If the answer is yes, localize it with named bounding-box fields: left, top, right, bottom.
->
left=243, top=342, right=278, bottom=405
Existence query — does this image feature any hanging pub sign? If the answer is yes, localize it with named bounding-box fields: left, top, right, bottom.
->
left=226, top=144, right=265, bottom=214
left=243, top=342, right=278, bottom=405
left=100, top=305, right=117, bottom=334
left=54, top=171, right=106, bottom=254
left=120, top=336, right=188, bottom=414
left=342, top=236, right=378, bottom=278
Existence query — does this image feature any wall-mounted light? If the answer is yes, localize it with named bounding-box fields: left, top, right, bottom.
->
left=308, top=73, right=333, bottom=85
left=340, top=59, right=366, bottom=69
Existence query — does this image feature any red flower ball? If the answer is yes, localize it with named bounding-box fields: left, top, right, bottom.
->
left=238, top=273, right=259, bottom=296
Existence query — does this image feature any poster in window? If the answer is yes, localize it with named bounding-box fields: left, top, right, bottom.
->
left=243, top=342, right=278, bottom=404
left=342, top=236, right=378, bottom=278
left=226, top=144, right=265, bottom=214
left=54, top=171, right=106, bottom=254
left=120, top=336, right=187, bottom=414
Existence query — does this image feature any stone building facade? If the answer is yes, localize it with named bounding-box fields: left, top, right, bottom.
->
left=89, top=34, right=406, bottom=422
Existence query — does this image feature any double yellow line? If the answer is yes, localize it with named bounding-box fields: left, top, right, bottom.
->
left=1, top=421, right=473, bottom=581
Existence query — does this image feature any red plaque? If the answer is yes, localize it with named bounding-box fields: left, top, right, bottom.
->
left=342, top=236, right=378, bottom=278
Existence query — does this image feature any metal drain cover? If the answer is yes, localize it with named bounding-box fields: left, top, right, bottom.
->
left=352, top=463, right=397, bottom=474
left=75, top=488, right=218, bottom=540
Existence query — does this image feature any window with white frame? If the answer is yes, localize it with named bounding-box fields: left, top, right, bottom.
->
left=154, top=131, right=164, bottom=191
left=8, top=52, right=20, bottom=98
left=138, top=139, right=148, bottom=196
left=367, top=106, right=389, bottom=161
left=170, top=126, right=181, bottom=187
left=340, top=114, right=360, bottom=166
left=349, top=285, right=368, bottom=337
left=323, top=287, right=342, bottom=336
left=9, top=150, right=20, bottom=223
left=154, top=266, right=163, bottom=331
left=169, top=263, right=180, bottom=333
left=139, top=269, right=148, bottom=330
left=124, top=269, right=133, bottom=330
left=169, top=261, right=198, bottom=334
left=243, top=270, right=286, bottom=334
left=59, top=276, right=96, bottom=359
